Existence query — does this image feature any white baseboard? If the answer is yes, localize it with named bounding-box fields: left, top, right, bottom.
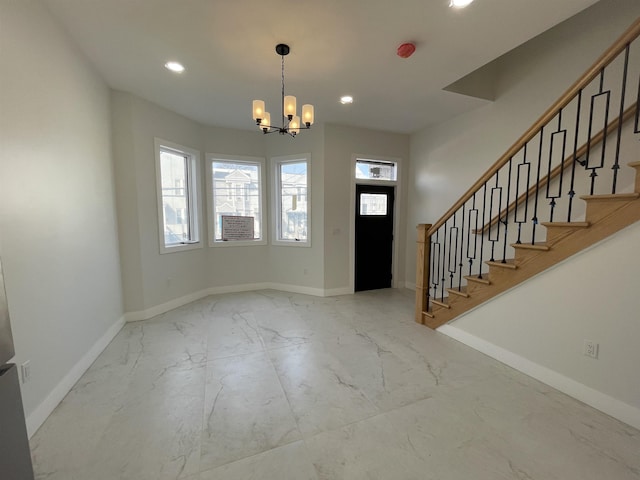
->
left=404, top=281, right=416, bottom=291
left=324, top=286, right=352, bottom=296
left=438, top=324, right=640, bottom=430
left=26, top=315, right=126, bottom=438
left=123, top=282, right=351, bottom=322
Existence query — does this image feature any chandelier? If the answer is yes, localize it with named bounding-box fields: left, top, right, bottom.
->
left=252, top=44, right=314, bottom=137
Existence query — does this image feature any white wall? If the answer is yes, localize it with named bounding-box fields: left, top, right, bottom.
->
left=0, top=0, right=124, bottom=431
left=266, top=127, right=326, bottom=292
left=406, top=0, right=640, bottom=427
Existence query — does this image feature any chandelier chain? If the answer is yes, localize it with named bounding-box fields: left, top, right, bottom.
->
left=281, top=54, right=285, bottom=125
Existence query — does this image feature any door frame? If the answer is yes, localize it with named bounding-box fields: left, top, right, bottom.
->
left=349, top=154, right=402, bottom=294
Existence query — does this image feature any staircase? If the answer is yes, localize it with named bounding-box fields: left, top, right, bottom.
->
left=415, top=18, right=640, bottom=329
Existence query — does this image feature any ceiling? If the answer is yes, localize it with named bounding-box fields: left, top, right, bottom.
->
left=43, top=0, right=600, bottom=134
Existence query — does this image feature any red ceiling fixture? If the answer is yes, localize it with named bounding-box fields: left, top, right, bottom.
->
left=397, top=42, right=416, bottom=58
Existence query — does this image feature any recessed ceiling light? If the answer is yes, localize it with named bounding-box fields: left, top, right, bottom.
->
left=340, top=95, right=354, bottom=104
left=449, top=0, right=474, bottom=8
left=164, top=61, right=185, bottom=73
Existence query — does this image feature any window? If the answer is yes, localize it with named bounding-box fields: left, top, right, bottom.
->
left=360, top=193, right=388, bottom=215
left=155, top=139, right=201, bottom=253
left=208, top=154, right=266, bottom=246
left=272, top=154, right=310, bottom=246
left=355, top=158, right=397, bottom=181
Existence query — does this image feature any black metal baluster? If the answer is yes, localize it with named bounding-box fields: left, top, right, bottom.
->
left=458, top=203, right=466, bottom=291
left=514, top=144, right=531, bottom=244
left=479, top=182, right=488, bottom=278
left=635, top=67, right=640, bottom=134
left=466, top=194, right=478, bottom=277
left=427, top=236, right=433, bottom=310
left=612, top=44, right=630, bottom=194
left=585, top=69, right=611, bottom=195
left=502, top=157, right=513, bottom=262
left=448, top=214, right=459, bottom=290
left=546, top=111, right=567, bottom=223
left=567, top=90, right=583, bottom=222
left=531, top=128, right=545, bottom=245
left=441, top=222, right=447, bottom=301
left=431, top=231, right=440, bottom=306
left=489, top=171, right=502, bottom=262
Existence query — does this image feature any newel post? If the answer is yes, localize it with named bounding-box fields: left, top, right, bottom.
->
left=415, top=224, right=432, bottom=324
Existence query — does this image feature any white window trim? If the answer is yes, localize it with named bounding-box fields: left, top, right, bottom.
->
left=271, top=153, right=311, bottom=248
left=154, top=138, right=203, bottom=254
left=349, top=154, right=403, bottom=292
left=207, top=153, right=267, bottom=247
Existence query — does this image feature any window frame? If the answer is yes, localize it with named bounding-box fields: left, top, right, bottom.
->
left=207, top=153, right=267, bottom=247
left=154, top=138, right=203, bottom=254
left=271, top=153, right=311, bottom=248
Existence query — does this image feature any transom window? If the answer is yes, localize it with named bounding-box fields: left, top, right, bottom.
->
left=355, top=158, right=397, bottom=181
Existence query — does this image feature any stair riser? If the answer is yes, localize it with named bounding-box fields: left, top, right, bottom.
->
left=466, top=280, right=490, bottom=295
left=513, top=248, right=546, bottom=265
left=486, top=267, right=516, bottom=284
left=585, top=198, right=637, bottom=223
left=544, top=227, right=587, bottom=246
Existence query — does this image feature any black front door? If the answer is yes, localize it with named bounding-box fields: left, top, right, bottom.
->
left=355, top=184, right=395, bottom=292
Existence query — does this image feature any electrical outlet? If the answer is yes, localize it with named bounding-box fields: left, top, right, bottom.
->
left=583, top=340, right=599, bottom=359
left=21, top=361, right=31, bottom=383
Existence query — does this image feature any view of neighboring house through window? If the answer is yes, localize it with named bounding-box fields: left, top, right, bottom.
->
left=155, top=140, right=201, bottom=253
left=355, top=158, right=397, bottom=181
left=273, top=154, right=310, bottom=245
left=210, top=157, right=264, bottom=244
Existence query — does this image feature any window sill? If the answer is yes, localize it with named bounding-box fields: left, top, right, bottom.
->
left=160, top=241, right=203, bottom=254
left=272, top=239, right=311, bottom=248
left=210, top=239, right=268, bottom=248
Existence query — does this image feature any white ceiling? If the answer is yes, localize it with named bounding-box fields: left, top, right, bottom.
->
left=43, top=0, right=600, bottom=134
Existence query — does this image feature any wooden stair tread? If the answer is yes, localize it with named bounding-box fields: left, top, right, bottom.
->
left=580, top=193, right=639, bottom=201
left=511, top=242, right=550, bottom=251
left=431, top=299, right=450, bottom=309
left=464, top=275, right=491, bottom=285
left=486, top=259, right=517, bottom=269
left=628, top=161, right=640, bottom=168
left=447, top=287, right=470, bottom=298
left=540, top=222, right=590, bottom=228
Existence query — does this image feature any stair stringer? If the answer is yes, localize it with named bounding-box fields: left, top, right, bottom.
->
left=422, top=193, right=640, bottom=329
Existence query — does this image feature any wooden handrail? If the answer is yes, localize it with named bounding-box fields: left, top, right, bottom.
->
left=427, top=17, right=640, bottom=237
left=473, top=103, right=637, bottom=234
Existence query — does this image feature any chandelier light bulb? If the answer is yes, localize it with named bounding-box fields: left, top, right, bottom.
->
left=252, top=100, right=265, bottom=121
left=290, top=115, right=300, bottom=135
left=260, top=112, right=271, bottom=131
left=284, top=95, right=297, bottom=119
left=302, top=104, right=314, bottom=126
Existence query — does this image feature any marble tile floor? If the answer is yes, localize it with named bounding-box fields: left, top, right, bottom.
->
left=30, top=289, right=640, bottom=479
